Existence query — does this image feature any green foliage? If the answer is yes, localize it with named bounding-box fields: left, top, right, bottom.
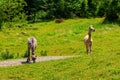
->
left=0, top=0, right=27, bottom=29
left=87, top=0, right=97, bottom=17
left=0, top=0, right=5, bottom=30
left=0, top=49, right=14, bottom=60
left=2, top=0, right=26, bottom=22
left=97, top=1, right=106, bottom=17
left=0, top=0, right=120, bottom=25
left=105, top=0, right=120, bottom=22
left=35, top=11, right=47, bottom=20
left=79, top=0, right=88, bottom=17
left=0, top=16, right=3, bottom=30
left=23, top=0, right=100, bottom=19
left=54, top=0, right=65, bottom=18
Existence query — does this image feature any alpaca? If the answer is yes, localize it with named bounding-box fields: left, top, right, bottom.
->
left=27, top=37, right=37, bottom=63
left=84, top=25, right=95, bottom=54
left=55, top=18, right=64, bottom=23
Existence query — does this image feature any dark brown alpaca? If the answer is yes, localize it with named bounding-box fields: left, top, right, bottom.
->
left=55, top=18, right=64, bottom=23
left=84, top=25, right=95, bottom=54
left=27, top=37, right=37, bottom=63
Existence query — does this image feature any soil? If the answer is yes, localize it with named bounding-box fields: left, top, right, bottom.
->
left=0, top=56, right=73, bottom=67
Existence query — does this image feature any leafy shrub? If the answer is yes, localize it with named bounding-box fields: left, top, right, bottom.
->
left=0, top=17, right=3, bottom=30
left=105, top=0, right=120, bottom=22
left=35, top=11, right=47, bottom=20
left=0, top=49, right=14, bottom=60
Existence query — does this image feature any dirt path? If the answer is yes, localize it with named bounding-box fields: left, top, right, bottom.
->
left=0, top=56, right=73, bottom=67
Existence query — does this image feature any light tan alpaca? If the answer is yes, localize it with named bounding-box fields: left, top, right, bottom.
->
left=84, top=25, right=95, bottom=54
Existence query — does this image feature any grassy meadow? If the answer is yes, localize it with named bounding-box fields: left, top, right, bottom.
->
left=0, top=18, right=120, bottom=79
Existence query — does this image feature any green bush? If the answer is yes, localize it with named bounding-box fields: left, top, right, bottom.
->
left=35, top=11, right=47, bottom=20
left=0, top=49, right=14, bottom=60
left=105, top=0, right=119, bottom=22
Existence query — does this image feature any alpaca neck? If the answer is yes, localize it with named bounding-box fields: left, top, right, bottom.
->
left=88, top=31, right=92, bottom=40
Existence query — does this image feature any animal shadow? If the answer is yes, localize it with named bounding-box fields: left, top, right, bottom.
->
left=21, top=61, right=32, bottom=64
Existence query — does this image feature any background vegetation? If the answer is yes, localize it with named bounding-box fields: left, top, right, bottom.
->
left=0, top=0, right=120, bottom=27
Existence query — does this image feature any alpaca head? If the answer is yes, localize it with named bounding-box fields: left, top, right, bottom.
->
left=89, top=25, right=95, bottom=32
left=32, top=55, right=37, bottom=63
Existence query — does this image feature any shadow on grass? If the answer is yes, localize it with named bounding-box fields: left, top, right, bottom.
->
left=21, top=61, right=32, bottom=64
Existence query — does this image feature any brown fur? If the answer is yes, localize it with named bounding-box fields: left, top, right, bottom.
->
left=32, top=55, right=37, bottom=63
left=27, top=37, right=37, bottom=63
left=84, top=25, right=95, bottom=54
left=55, top=18, right=64, bottom=23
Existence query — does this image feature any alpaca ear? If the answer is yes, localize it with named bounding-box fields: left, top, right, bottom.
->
left=89, top=26, right=91, bottom=30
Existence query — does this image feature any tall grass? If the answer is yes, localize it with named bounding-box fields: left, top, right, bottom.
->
left=0, top=49, right=14, bottom=60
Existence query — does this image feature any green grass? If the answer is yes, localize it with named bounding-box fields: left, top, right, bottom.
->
left=0, top=18, right=109, bottom=58
left=0, top=18, right=120, bottom=79
left=0, top=55, right=120, bottom=80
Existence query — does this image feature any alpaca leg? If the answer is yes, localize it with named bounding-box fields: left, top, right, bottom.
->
left=86, top=45, right=89, bottom=54
left=27, top=47, right=30, bottom=62
left=32, top=47, right=36, bottom=63
left=32, top=47, right=35, bottom=55
left=90, top=44, right=92, bottom=53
